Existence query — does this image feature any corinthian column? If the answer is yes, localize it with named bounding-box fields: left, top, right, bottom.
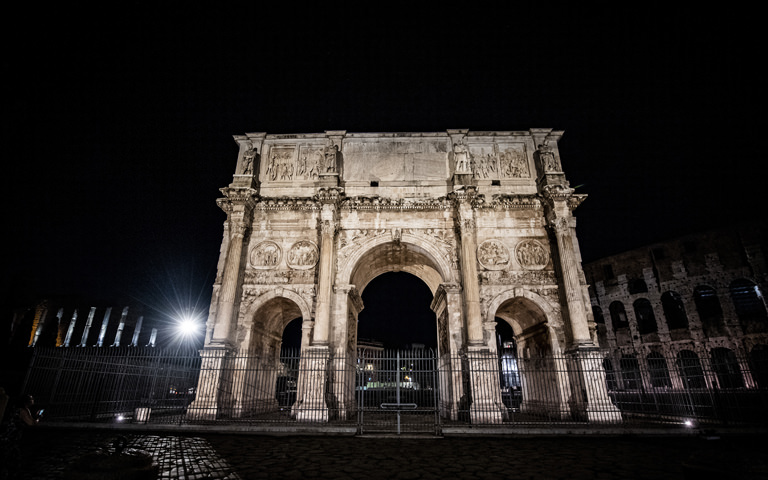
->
left=209, top=188, right=257, bottom=345
left=312, top=192, right=340, bottom=345
left=548, top=215, right=592, bottom=344
left=189, top=187, right=256, bottom=421
left=211, top=219, right=248, bottom=344
left=454, top=189, right=483, bottom=345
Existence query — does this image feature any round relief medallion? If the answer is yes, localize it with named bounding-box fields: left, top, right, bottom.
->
left=476, top=239, right=510, bottom=270
left=250, top=241, right=281, bottom=269
left=515, top=239, right=549, bottom=270
left=287, top=240, right=319, bottom=270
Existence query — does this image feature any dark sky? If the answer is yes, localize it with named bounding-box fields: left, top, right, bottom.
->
left=3, top=5, right=761, bottom=343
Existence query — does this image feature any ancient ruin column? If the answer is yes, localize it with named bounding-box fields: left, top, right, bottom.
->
left=548, top=215, right=592, bottom=345
left=431, top=283, right=464, bottom=420
left=453, top=189, right=504, bottom=423
left=190, top=187, right=256, bottom=421
left=454, top=190, right=483, bottom=344
left=296, top=195, right=338, bottom=422
left=111, top=307, right=129, bottom=347
left=312, top=201, right=338, bottom=345
left=29, top=302, right=49, bottom=347
left=78, top=307, right=96, bottom=347
left=543, top=185, right=621, bottom=422
left=130, top=316, right=143, bottom=347
left=54, top=308, right=65, bottom=347
left=96, top=307, right=112, bottom=347
left=63, top=309, right=78, bottom=347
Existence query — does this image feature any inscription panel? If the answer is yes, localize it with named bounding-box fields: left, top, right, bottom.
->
left=343, top=138, right=449, bottom=181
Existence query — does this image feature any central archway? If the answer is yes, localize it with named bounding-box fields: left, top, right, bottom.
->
left=330, top=238, right=461, bottom=426
left=357, top=271, right=437, bottom=349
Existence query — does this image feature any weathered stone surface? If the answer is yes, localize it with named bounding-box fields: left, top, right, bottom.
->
left=191, top=129, right=618, bottom=423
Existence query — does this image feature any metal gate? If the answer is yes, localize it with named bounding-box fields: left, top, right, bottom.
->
left=356, top=349, right=440, bottom=435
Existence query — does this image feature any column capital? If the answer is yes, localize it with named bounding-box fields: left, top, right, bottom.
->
left=540, top=184, right=586, bottom=211
left=448, top=185, right=479, bottom=204
left=316, top=186, right=345, bottom=204
left=217, top=187, right=259, bottom=214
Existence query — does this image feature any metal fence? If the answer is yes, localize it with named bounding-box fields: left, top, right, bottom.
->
left=20, top=347, right=768, bottom=432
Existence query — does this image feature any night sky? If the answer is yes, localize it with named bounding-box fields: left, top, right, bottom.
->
left=3, top=5, right=761, bottom=347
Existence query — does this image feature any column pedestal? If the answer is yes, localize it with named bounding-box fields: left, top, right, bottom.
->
left=293, top=345, right=330, bottom=422
left=467, top=348, right=505, bottom=424
left=567, top=346, right=622, bottom=423
left=187, top=346, right=231, bottom=421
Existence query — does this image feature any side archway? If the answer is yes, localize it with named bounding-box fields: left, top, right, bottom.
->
left=226, top=291, right=311, bottom=418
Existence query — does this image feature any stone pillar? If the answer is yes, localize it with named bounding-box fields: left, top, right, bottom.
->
left=431, top=284, right=464, bottom=420
left=29, top=302, right=49, bottom=347
left=453, top=188, right=483, bottom=345
left=211, top=220, right=248, bottom=344
left=548, top=214, right=592, bottom=344
left=208, top=187, right=257, bottom=345
left=295, top=189, right=341, bottom=422
left=111, top=307, right=129, bottom=347
left=54, top=308, right=65, bottom=347
left=467, top=348, right=505, bottom=424
left=63, top=309, right=78, bottom=347
left=130, top=316, right=143, bottom=347
left=78, top=307, right=96, bottom=347
left=542, top=184, right=621, bottom=422
left=567, top=346, right=622, bottom=422
left=312, top=200, right=339, bottom=346
left=96, top=307, right=112, bottom=347
left=294, top=345, right=330, bottom=422
left=190, top=187, right=256, bottom=420
left=187, top=346, right=231, bottom=420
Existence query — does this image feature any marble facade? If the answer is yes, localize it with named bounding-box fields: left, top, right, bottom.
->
left=190, top=129, right=620, bottom=423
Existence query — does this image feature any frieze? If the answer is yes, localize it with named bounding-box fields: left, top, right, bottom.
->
left=515, top=239, right=549, bottom=270
left=477, top=239, right=510, bottom=270
left=479, top=270, right=557, bottom=285
left=287, top=240, right=319, bottom=270
left=244, top=269, right=316, bottom=285
left=250, top=241, right=281, bottom=269
left=478, top=194, right=541, bottom=210
left=340, top=196, right=452, bottom=211
left=254, top=197, right=320, bottom=211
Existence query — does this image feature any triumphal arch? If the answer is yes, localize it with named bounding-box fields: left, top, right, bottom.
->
left=190, top=129, right=620, bottom=424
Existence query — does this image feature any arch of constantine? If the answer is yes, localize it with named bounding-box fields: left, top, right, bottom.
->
left=190, top=129, right=620, bottom=425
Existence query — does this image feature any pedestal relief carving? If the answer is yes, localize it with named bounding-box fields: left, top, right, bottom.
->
left=287, top=240, right=319, bottom=269
left=477, top=239, right=510, bottom=270
left=250, top=241, right=281, bottom=269
left=515, top=239, right=549, bottom=270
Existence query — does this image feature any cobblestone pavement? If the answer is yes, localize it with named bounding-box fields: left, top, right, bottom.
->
left=8, top=428, right=768, bottom=479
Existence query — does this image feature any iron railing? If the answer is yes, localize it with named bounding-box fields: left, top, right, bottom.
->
left=19, top=347, right=768, bottom=431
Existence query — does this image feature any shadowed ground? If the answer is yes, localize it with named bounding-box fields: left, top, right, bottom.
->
left=7, top=427, right=767, bottom=479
